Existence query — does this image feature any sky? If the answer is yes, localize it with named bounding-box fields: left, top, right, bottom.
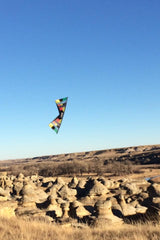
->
left=0, top=0, right=160, bottom=160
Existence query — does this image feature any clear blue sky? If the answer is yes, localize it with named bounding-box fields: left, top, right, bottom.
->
left=0, top=0, right=160, bottom=160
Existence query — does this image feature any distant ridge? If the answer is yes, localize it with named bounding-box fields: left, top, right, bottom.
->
left=1, top=144, right=160, bottom=165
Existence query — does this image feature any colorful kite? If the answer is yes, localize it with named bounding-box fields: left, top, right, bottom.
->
left=49, top=97, right=68, bottom=133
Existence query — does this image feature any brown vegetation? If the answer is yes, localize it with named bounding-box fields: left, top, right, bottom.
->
left=4, top=160, right=137, bottom=177
left=0, top=145, right=160, bottom=240
left=0, top=144, right=159, bottom=179
left=0, top=217, right=160, bottom=240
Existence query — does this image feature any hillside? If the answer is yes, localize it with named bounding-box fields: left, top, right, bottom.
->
left=0, top=144, right=160, bottom=178
left=0, top=144, right=160, bottom=240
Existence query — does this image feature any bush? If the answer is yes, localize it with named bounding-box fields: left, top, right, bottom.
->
left=38, top=161, right=88, bottom=177
left=105, top=160, right=134, bottom=176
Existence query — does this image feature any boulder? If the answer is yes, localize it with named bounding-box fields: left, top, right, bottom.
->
left=59, top=201, right=70, bottom=221
left=70, top=200, right=91, bottom=219
left=0, top=187, right=10, bottom=198
left=88, top=179, right=109, bottom=197
left=68, top=177, right=79, bottom=188
left=0, top=172, right=7, bottom=178
left=150, top=176, right=160, bottom=183
left=111, top=197, right=122, bottom=214
left=0, top=201, right=17, bottom=218
left=152, top=183, right=160, bottom=196
left=93, top=199, right=123, bottom=226
left=4, top=177, right=13, bottom=189
left=47, top=196, right=62, bottom=217
left=103, top=179, right=120, bottom=189
left=122, top=182, right=141, bottom=195
left=15, top=207, right=45, bottom=219
left=119, top=194, right=137, bottom=216
left=0, top=172, right=7, bottom=189
left=17, top=173, right=24, bottom=182
left=46, top=177, right=65, bottom=193
left=135, top=179, right=150, bottom=192
left=58, top=185, right=77, bottom=200
left=30, top=174, right=39, bottom=182
left=13, top=181, right=24, bottom=196
left=139, top=192, right=149, bottom=200
left=77, top=179, right=86, bottom=188
left=152, top=197, right=160, bottom=209
left=135, top=204, right=147, bottom=214
left=55, top=177, right=65, bottom=187
left=21, top=183, right=48, bottom=207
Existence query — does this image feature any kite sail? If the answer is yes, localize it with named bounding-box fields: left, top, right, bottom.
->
left=49, top=97, right=68, bottom=133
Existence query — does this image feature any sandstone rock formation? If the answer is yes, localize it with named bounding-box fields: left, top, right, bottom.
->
left=93, top=198, right=123, bottom=226
left=0, top=172, right=159, bottom=226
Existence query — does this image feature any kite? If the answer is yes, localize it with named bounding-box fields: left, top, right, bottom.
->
left=49, top=97, right=68, bottom=133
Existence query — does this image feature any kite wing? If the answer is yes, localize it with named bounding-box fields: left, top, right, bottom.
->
left=49, top=97, right=68, bottom=133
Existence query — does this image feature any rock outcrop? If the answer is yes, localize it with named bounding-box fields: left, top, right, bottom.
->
left=0, top=172, right=159, bottom=226
left=93, top=198, right=123, bottom=226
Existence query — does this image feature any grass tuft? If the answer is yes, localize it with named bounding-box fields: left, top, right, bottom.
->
left=0, top=217, right=160, bottom=240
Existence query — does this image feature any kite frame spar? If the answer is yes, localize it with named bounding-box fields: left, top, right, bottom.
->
left=49, top=97, right=68, bottom=133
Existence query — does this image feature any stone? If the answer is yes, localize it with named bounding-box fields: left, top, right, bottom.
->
left=70, top=200, right=91, bottom=219
left=58, top=185, right=77, bottom=200
left=152, top=197, right=160, bottom=209
left=152, top=183, right=160, bottom=196
left=21, top=183, right=48, bottom=207
left=150, top=176, right=160, bottom=183
left=30, top=174, right=39, bottom=182
left=77, top=179, right=86, bottom=188
left=60, top=201, right=70, bottom=220
left=93, top=199, right=123, bottom=226
left=4, top=178, right=13, bottom=189
left=13, top=181, right=24, bottom=196
left=55, top=177, right=65, bottom=187
left=119, top=194, right=137, bottom=216
left=104, top=179, right=120, bottom=189
left=135, top=204, right=147, bottom=214
left=88, top=179, right=109, bottom=197
left=17, top=173, right=24, bottom=181
left=68, top=177, right=79, bottom=188
left=15, top=207, right=44, bottom=218
left=0, top=172, right=158, bottom=225
left=46, top=177, right=65, bottom=194
left=0, top=187, right=10, bottom=198
left=139, top=192, right=149, bottom=200
left=0, top=201, right=17, bottom=218
left=135, top=179, right=151, bottom=192
left=123, top=182, right=141, bottom=195
left=47, top=196, right=62, bottom=217
left=0, top=172, right=7, bottom=189
left=0, top=172, right=7, bottom=178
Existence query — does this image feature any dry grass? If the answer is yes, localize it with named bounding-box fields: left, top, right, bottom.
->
left=1, top=144, right=160, bottom=179
left=0, top=217, right=160, bottom=240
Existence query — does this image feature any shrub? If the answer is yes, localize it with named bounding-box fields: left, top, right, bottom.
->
left=105, top=160, right=134, bottom=176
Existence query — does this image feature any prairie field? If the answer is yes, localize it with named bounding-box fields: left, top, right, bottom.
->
left=0, top=217, right=160, bottom=240
left=0, top=145, right=160, bottom=240
left=0, top=144, right=160, bottom=180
